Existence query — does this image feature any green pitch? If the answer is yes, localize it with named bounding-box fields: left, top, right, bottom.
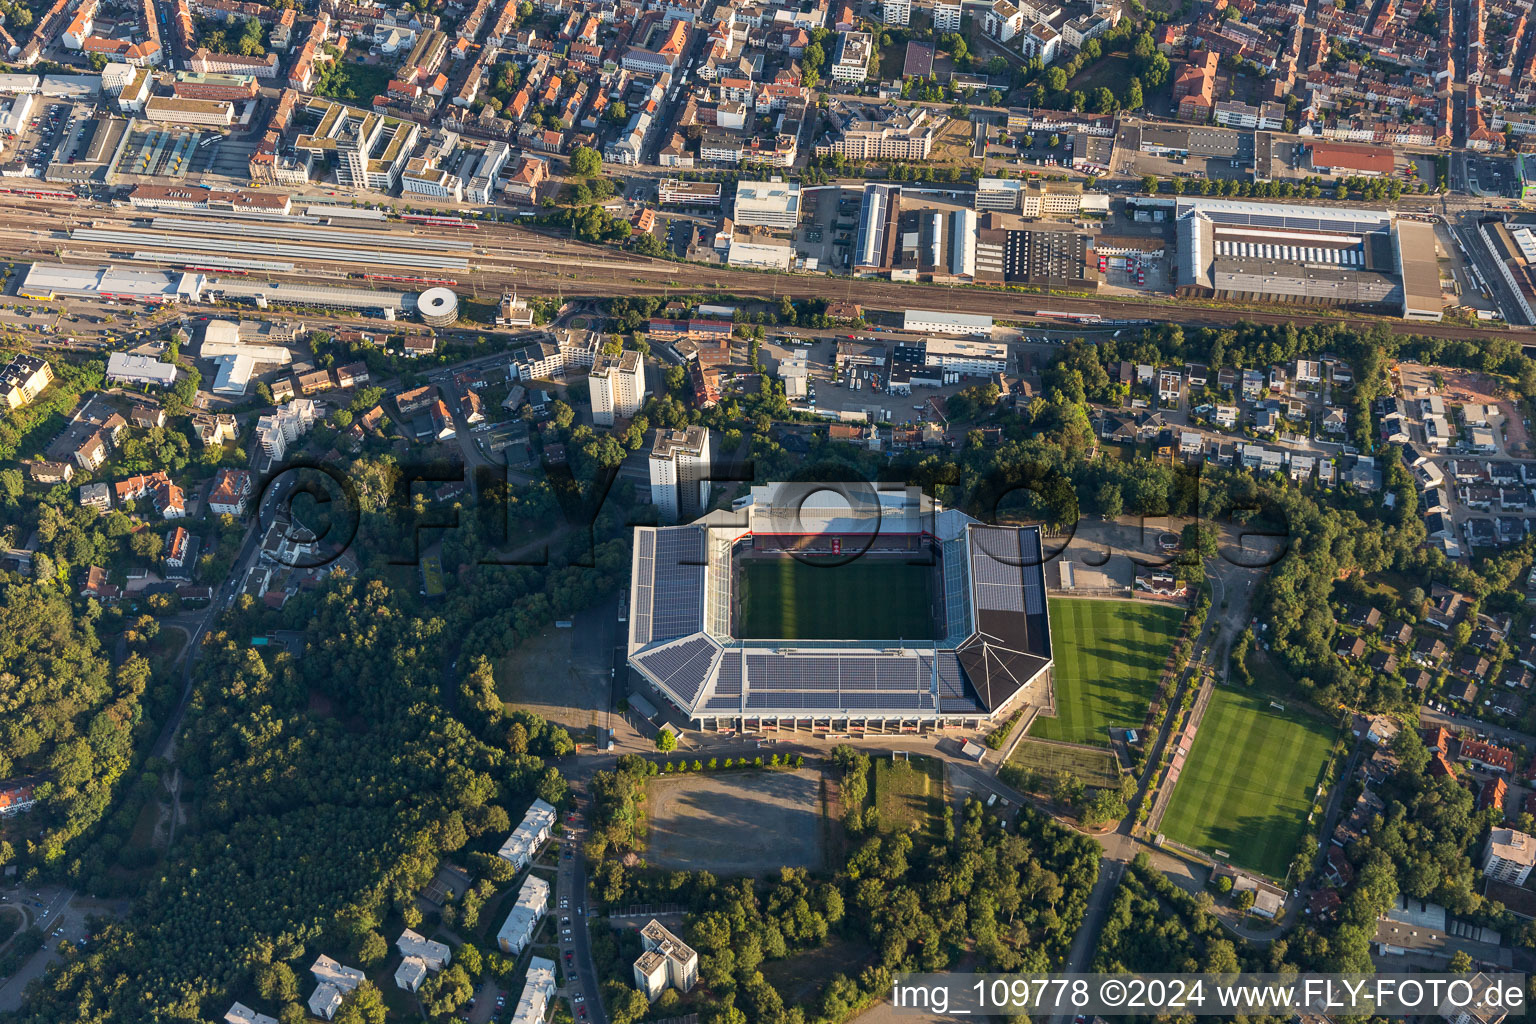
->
left=1161, top=686, right=1335, bottom=878
left=1031, top=599, right=1183, bottom=746
left=737, top=556, right=936, bottom=640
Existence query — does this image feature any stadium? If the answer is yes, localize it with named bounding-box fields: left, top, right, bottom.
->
left=627, top=483, right=1053, bottom=734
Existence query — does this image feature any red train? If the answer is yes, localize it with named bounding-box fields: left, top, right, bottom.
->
left=3, top=187, right=76, bottom=201
left=401, top=214, right=479, bottom=230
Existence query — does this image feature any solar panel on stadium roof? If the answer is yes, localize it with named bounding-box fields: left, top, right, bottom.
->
left=649, top=528, right=707, bottom=640
left=666, top=642, right=717, bottom=705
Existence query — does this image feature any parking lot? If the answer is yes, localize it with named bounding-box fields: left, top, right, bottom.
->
left=2, top=99, right=79, bottom=176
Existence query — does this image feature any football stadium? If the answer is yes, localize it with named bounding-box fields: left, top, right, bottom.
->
left=627, top=483, right=1054, bottom=733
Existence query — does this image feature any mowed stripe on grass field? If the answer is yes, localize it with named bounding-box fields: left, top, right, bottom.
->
left=738, top=557, right=935, bottom=641
left=1160, top=686, right=1335, bottom=878
left=1031, top=599, right=1183, bottom=747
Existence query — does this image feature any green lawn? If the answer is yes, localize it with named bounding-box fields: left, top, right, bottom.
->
left=737, top=556, right=936, bottom=640
left=1008, top=738, right=1122, bottom=788
left=1031, top=599, right=1183, bottom=746
left=871, top=755, right=944, bottom=837
left=1160, top=686, right=1336, bottom=878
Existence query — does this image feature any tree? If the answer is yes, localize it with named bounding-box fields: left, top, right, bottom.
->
left=801, top=42, right=824, bottom=86
left=1123, top=77, right=1143, bottom=111
left=256, top=962, right=299, bottom=1001
left=1141, top=174, right=1158, bottom=193
left=357, top=930, right=388, bottom=966
left=1449, top=950, right=1473, bottom=973
left=570, top=146, right=602, bottom=177
left=656, top=728, right=678, bottom=752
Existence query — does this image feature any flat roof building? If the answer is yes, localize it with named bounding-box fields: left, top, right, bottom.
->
left=106, top=352, right=178, bottom=387
left=590, top=349, right=646, bottom=426
left=1393, top=219, right=1443, bottom=321
left=659, top=178, right=722, bottom=206
left=902, top=309, right=993, bottom=335
left=634, top=919, right=698, bottom=1001
left=20, top=262, right=204, bottom=304
left=733, top=179, right=801, bottom=229
left=649, top=425, right=711, bottom=523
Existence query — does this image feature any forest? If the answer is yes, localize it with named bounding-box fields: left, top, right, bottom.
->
left=8, top=574, right=576, bottom=1023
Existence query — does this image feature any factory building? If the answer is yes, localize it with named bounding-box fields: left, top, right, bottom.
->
left=1170, top=197, right=1439, bottom=318
left=20, top=262, right=204, bottom=303
left=973, top=213, right=1096, bottom=289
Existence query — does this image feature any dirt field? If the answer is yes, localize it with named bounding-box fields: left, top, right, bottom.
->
left=646, top=769, right=824, bottom=874
left=495, top=596, right=619, bottom=734
left=1399, top=362, right=1532, bottom=455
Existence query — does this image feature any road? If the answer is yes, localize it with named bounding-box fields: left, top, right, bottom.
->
left=148, top=470, right=292, bottom=762
left=0, top=886, right=113, bottom=1013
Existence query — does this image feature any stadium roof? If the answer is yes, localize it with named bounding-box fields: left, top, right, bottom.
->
left=627, top=487, right=1052, bottom=721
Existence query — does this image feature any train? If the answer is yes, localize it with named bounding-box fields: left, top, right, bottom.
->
left=1033, top=310, right=1104, bottom=324
left=2, top=187, right=76, bottom=201
left=185, top=265, right=249, bottom=275
left=401, top=214, right=479, bottom=230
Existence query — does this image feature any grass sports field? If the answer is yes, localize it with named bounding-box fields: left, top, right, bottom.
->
left=737, top=556, right=936, bottom=640
left=1008, top=738, right=1122, bottom=789
left=1161, top=686, right=1336, bottom=877
left=1031, top=599, right=1183, bottom=746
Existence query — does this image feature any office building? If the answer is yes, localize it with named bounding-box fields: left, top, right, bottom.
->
left=831, top=31, right=873, bottom=84
left=732, top=179, right=801, bottom=229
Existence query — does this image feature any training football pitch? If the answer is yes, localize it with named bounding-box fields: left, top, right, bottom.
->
left=1030, top=599, right=1183, bottom=746
left=736, top=556, right=937, bottom=640
left=1161, top=686, right=1336, bottom=878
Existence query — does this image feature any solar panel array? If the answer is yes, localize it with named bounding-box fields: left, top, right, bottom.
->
left=1019, top=529, right=1045, bottom=616
left=650, top=527, right=707, bottom=642
left=631, top=530, right=656, bottom=646
left=739, top=653, right=938, bottom=712
left=972, top=527, right=1026, bottom=613
left=941, top=537, right=973, bottom=646
left=1197, top=206, right=1388, bottom=234
left=703, top=650, right=743, bottom=712
left=634, top=634, right=720, bottom=706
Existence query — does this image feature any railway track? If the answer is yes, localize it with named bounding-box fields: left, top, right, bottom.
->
left=0, top=196, right=1526, bottom=343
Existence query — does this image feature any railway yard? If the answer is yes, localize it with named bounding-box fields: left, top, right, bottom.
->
left=0, top=190, right=1528, bottom=344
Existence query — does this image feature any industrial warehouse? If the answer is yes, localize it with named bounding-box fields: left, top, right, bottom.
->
left=626, top=483, right=1053, bottom=734
left=1165, top=197, right=1444, bottom=321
